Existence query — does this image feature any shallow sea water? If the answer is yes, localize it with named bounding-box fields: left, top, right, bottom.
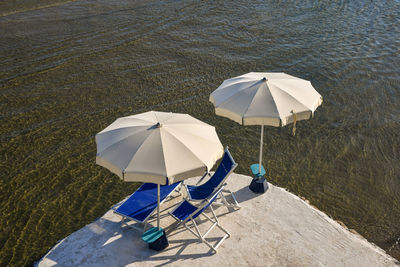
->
left=1, top=0, right=400, bottom=265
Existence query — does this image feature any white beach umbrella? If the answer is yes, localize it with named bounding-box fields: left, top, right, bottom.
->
left=210, top=72, right=322, bottom=175
left=96, top=111, right=224, bottom=228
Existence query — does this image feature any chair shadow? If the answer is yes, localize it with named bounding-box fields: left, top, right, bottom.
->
left=118, top=215, right=220, bottom=266
left=42, top=214, right=216, bottom=266
left=139, top=237, right=217, bottom=267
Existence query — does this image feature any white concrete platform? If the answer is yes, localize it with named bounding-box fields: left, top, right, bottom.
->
left=37, top=173, right=398, bottom=266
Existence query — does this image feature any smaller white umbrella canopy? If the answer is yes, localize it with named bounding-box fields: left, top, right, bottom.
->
left=210, top=72, right=322, bottom=126
left=210, top=72, right=322, bottom=174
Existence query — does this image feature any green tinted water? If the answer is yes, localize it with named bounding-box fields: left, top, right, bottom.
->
left=1, top=0, right=400, bottom=265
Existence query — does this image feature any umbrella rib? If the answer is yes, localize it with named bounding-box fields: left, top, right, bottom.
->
left=164, top=123, right=215, bottom=131
left=270, top=83, right=311, bottom=112
left=125, top=129, right=167, bottom=177
left=96, top=126, right=150, bottom=155
left=268, top=83, right=310, bottom=124
left=152, top=111, right=181, bottom=126
left=161, top=115, right=207, bottom=126
left=98, top=123, right=150, bottom=136
left=159, top=113, right=184, bottom=125
left=105, top=116, right=156, bottom=130
left=213, top=79, right=261, bottom=108
left=214, top=82, right=262, bottom=123
left=161, top=130, right=207, bottom=173
left=241, top=81, right=278, bottom=125
left=122, top=116, right=156, bottom=124
left=268, top=84, right=288, bottom=125
left=153, top=111, right=160, bottom=123
left=238, top=81, right=268, bottom=125
left=166, top=126, right=222, bottom=148
left=216, top=77, right=257, bottom=92
left=264, top=82, right=282, bottom=122
left=268, top=79, right=320, bottom=111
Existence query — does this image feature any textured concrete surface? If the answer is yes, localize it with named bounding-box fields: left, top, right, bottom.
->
left=37, top=173, right=398, bottom=266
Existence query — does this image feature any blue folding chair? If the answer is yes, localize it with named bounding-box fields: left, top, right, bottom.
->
left=114, top=182, right=182, bottom=232
left=185, top=147, right=240, bottom=208
left=169, top=186, right=230, bottom=252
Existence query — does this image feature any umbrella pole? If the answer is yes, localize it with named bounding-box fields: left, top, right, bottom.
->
left=249, top=125, right=268, bottom=193
left=259, top=125, right=264, bottom=175
left=157, top=184, right=160, bottom=230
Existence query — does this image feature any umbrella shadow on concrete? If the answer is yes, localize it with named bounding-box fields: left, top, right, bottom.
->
left=233, top=184, right=263, bottom=204
left=140, top=238, right=216, bottom=267
left=40, top=192, right=224, bottom=266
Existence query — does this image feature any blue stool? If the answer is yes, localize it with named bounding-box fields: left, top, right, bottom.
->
left=142, top=227, right=168, bottom=251
left=249, top=164, right=268, bottom=194
left=250, top=164, right=266, bottom=177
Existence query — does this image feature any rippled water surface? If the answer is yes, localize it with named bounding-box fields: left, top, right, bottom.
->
left=1, top=0, right=400, bottom=265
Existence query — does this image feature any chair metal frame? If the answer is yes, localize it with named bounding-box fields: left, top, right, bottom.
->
left=169, top=186, right=230, bottom=252
left=114, top=182, right=182, bottom=232
left=185, top=147, right=240, bottom=209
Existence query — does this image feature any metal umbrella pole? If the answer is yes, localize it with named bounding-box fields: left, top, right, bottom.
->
left=249, top=125, right=268, bottom=194
left=259, top=125, right=264, bottom=175
left=157, top=184, right=160, bottom=230
left=248, top=124, right=268, bottom=193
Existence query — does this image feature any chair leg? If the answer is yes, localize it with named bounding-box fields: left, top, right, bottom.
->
left=212, top=190, right=241, bottom=209
left=189, top=218, right=218, bottom=252
left=191, top=219, right=203, bottom=240
left=221, top=189, right=241, bottom=209
left=174, top=183, right=183, bottom=197
left=181, top=210, right=230, bottom=253
left=209, top=205, right=219, bottom=223
left=210, top=210, right=230, bottom=238
left=183, top=217, right=203, bottom=240
left=166, top=213, right=184, bottom=235
left=229, top=190, right=240, bottom=208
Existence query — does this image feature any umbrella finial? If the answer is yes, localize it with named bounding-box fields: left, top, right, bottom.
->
left=149, top=122, right=162, bottom=130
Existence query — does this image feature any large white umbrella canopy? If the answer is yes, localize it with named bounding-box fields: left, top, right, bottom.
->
left=210, top=72, right=322, bottom=174
left=96, top=111, right=224, bottom=229
left=96, top=111, right=224, bottom=185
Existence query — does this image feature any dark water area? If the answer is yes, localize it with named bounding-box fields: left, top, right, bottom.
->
left=1, top=0, right=400, bottom=265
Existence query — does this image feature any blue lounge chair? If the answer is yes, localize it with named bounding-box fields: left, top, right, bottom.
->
left=114, top=182, right=182, bottom=232
left=169, top=186, right=230, bottom=252
left=185, top=147, right=240, bottom=208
